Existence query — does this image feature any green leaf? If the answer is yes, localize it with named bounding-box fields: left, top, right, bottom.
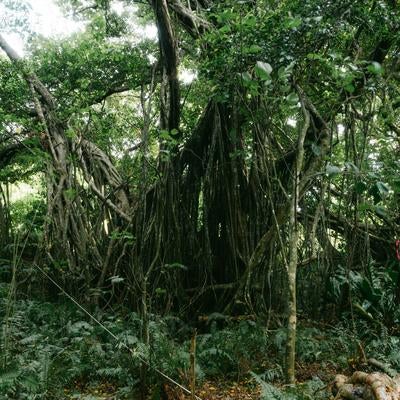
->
left=240, top=71, right=252, bottom=82
left=368, top=171, right=379, bottom=179
left=367, top=61, right=383, bottom=75
left=218, top=25, right=231, bottom=34
left=159, top=130, right=171, bottom=139
left=20, top=374, right=40, bottom=392
left=243, top=15, right=257, bottom=27
left=286, top=92, right=299, bottom=105
left=344, top=83, right=355, bottom=93
left=369, top=182, right=390, bottom=204
left=286, top=16, right=302, bottom=29
left=66, top=127, right=77, bottom=138
left=326, top=164, right=341, bottom=176
left=311, top=143, right=321, bottom=156
left=110, top=275, right=124, bottom=284
left=375, top=205, right=388, bottom=218
left=307, top=53, right=324, bottom=61
left=376, top=181, right=390, bottom=198
left=251, top=372, right=283, bottom=399
left=0, top=370, right=19, bottom=384
left=245, top=44, right=262, bottom=54
left=358, top=203, right=372, bottom=212
left=63, top=188, right=77, bottom=200
left=217, top=10, right=236, bottom=23
left=345, top=162, right=359, bottom=174
left=254, top=61, right=272, bottom=80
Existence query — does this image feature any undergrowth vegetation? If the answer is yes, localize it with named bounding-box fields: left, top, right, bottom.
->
left=2, top=279, right=399, bottom=399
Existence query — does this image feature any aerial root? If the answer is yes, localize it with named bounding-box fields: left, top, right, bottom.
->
left=333, top=372, right=400, bottom=400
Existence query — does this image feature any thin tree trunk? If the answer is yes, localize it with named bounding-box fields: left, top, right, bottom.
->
left=285, top=90, right=310, bottom=384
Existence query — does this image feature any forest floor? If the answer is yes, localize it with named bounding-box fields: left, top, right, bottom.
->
left=59, top=339, right=388, bottom=400
left=62, top=361, right=342, bottom=399
left=63, top=379, right=262, bottom=399
left=1, top=291, right=397, bottom=400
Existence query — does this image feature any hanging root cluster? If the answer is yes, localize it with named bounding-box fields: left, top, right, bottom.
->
left=333, top=372, right=400, bottom=400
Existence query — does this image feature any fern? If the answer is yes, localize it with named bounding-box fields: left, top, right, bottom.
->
left=251, top=372, right=293, bottom=400
left=97, top=367, right=123, bottom=378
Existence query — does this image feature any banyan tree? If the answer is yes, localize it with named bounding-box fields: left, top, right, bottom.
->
left=1, top=0, right=400, bottom=383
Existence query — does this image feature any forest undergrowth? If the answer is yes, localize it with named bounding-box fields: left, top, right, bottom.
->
left=1, top=278, right=400, bottom=400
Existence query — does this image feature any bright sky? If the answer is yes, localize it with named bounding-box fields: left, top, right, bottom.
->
left=1, top=0, right=159, bottom=55
left=3, top=0, right=83, bottom=55
left=28, top=0, right=82, bottom=36
left=1, top=0, right=195, bottom=83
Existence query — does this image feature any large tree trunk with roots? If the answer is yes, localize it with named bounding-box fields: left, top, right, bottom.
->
left=0, top=34, right=131, bottom=297
left=1, top=1, right=395, bottom=310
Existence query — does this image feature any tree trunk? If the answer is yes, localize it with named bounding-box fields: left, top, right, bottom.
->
left=0, top=34, right=130, bottom=297
left=285, top=92, right=310, bottom=383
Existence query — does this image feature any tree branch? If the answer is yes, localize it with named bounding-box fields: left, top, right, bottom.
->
left=152, top=0, right=180, bottom=131
left=0, top=34, right=56, bottom=110
left=168, top=0, right=211, bottom=38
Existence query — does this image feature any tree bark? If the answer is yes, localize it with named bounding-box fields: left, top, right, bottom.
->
left=285, top=90, right=310, bottom=384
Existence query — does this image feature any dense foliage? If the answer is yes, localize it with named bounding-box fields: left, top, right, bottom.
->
left=1, top=0, right=400, bottom=398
